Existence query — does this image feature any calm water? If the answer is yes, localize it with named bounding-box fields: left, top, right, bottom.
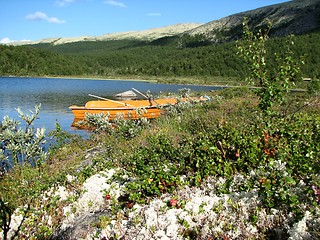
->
left=0, top=77, right=219, bottom=134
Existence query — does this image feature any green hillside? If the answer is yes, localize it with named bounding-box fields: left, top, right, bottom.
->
left=1, top=31, right=320, bottom=84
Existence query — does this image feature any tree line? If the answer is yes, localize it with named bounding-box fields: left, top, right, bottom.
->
left=0, top=31, right=319, bottom=81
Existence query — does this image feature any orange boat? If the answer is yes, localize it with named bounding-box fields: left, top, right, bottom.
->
left=69, top=97, right=179, bottom=122
left=69, top=90, right=209, bottom=127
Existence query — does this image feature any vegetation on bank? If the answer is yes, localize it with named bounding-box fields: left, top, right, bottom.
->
left=0, top=21, right=320, bottom=239
left=0, top=86, right=319, bottom=239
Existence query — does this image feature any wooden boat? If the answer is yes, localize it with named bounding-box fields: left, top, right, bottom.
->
left=69, top=97, right=179, bottom=122
left=69, top=92, right=209, bottom=126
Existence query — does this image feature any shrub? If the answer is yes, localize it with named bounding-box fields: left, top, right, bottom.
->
left=0, top=105, right=49, bottom=239
left=0, top=104, right=46, bottom=169
left=237, top=18, right=303, bottom=113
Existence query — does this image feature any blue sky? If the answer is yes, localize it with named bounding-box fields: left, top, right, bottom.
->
left=0, top=0, right=290, bottom=43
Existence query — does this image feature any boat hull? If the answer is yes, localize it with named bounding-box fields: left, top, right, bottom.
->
left=69, top=98, right=179, bottom=122
left=69, top=97, right=208, bottom=126
left=70, top=105, right=163, bottom=120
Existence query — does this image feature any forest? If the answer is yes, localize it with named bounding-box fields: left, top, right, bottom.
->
left=0, top=31, right=319, bottom=83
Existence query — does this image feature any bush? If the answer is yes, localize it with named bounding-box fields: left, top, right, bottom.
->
left=237, top=18, right=303, bottom=113
left=0, top=105, right=48, bottom=239
left=0, top=104, right=46, bottom=169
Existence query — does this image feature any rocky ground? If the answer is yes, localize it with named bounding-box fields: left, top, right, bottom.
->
left=5, top=167, right=319, bottom=240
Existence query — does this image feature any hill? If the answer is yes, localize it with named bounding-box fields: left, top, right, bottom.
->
left=6, top=0, right=320, bottom=47
left=7, top=23, right=202, bottom=46
left=1, top=0, right=320, bottom=82
left=186, top=0, right=320, bottom=43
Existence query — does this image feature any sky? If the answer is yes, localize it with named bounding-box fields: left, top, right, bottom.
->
left=0, top=0, right=291, bottom=43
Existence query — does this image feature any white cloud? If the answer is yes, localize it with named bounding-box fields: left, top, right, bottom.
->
left=26, top=11, right=66, bottom=24
left=0, top=37, right=12, bottom=44
left=104, top=0, right=126, bottom=8
left=0, top=38, right=31, bottom=44
left=26, top=11, right=47, bottom=21
left=48, top=17, right=66, bottom=24
left=148, top=13, right=162, bottom=17
left=55, top=0, right=77, bottom=7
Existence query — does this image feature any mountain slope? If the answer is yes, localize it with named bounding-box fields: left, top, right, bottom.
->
left=8, top=23, right=202, bottom=46
left=5, top=0, right=320, bottom=47
left=96, top=23, right=202, bottom=42
left=186, top=0, right=320, bottom=42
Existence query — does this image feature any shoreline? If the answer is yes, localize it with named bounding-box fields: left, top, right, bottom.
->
left=1, top=75, right=307, bottom=91
left=0, top=75, right=158, bottom=83
left=0, top=74, right=244, bottom=88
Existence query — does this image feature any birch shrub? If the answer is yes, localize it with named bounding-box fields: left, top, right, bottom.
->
left=0, top=105, right=48, bottom=239
left=0, top=104, right=47, bottom=170
left=237, top=18, right=303, bottom=114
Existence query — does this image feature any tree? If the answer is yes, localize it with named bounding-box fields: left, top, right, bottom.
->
left=237, top=18, right=303, bottom=113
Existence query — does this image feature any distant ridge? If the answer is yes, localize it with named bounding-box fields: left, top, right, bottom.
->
left=7, top=23, right=202, bottom=46
left=97, top=23, right=202, bottom=42
left=186, top=0, right=320, bottom=42
left=6, top=0, right=320, bottom=46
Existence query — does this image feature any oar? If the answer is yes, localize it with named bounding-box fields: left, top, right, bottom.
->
left=131, top=88, right=158, bottom=105
left=131, top=88, right=148, bottom=99
left=88, top=94, right=133, bottom=107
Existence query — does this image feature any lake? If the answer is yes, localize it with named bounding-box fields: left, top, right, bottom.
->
left=0, top=77, right=220, bottom=134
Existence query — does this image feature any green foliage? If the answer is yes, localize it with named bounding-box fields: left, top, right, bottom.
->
left=81, top=112, right=149, bottom=139
left=177, top=34, right=212, bottom=48
left=48, top=121, right=82, bottom=154
left=0, top=45, right=90, bottom=77
left=56, top=30, right=320, bottom=81
left=237, top=18, right=303, bottom=113
left=0, top=110, right=90, bottom=239
left=86, top=93, right=318, bottom=215
left=0, top=104, right=47, bottom=167
left=0, top=199, right=12, bottom=240
left=243, top=114, right=320, bottom=216
left=81, top=113, right=113, bottom=132
left=308, top=79, right=320, bottom=96
left=92, top=91, right=319, bottom=220
left=0, top=105, right=48, bottom=239
left=1, top=31, right=319, bottom=83
left=0, top=88, right=319, bottom=238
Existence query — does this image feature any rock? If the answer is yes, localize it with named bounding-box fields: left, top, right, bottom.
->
left=114, top=90, right=137, bottom=99
left=51, top=211, right=110, bottom=240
